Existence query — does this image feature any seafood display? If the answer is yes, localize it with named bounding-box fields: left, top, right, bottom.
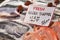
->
left=0, top=0, right=60, bottom=40
left=23, top=27, right=58, bottom=40
left=0, top=21, right=33, bottom=40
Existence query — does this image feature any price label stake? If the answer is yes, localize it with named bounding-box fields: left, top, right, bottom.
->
left=24, top=4, right=55, bottom=26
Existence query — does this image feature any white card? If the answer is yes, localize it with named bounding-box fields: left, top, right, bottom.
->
left=24, top=4, right=55, bottom=26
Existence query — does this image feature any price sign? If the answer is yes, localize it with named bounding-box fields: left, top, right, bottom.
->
left=24, top=4, right=55, bottom=26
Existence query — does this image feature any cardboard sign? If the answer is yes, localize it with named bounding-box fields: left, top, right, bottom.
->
left=24, top=5, right=55, bottom=26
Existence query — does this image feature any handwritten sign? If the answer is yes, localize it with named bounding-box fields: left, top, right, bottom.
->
left=24, top=5, right=55, bottom=26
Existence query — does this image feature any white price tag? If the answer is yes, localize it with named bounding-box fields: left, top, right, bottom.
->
left=24, top=4, right=55, bottom=26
